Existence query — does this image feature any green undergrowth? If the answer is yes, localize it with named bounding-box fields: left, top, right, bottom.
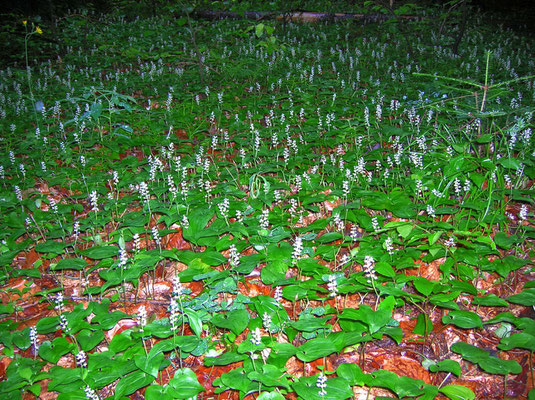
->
left=0, top=6, right=534, bottom=400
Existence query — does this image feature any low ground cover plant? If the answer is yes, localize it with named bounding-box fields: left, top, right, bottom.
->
left=0, top=2, right=534, bottom=399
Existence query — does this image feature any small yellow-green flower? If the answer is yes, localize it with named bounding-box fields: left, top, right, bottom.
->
left=23, top=20, right=27, bottom=26
left=35, top=26, right=43, bottom=34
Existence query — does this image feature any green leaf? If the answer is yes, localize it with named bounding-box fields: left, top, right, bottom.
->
left=316, top=232, right=342, bottom=244
left=48, top=366, right=84, bottom=393
left=35, top=316, right=59, bottom=334
left=52, top=258, right=88, bottom=271
left=38, top=337, right=74, bottom=364
left=439, top=384, right=475, bottom=400
left=211, top=309, right=250, bottom=336
left=291, top=315, right=331, bottom=332
left=374, top=261, right=395, bottom=279
left=76, top=329, right=105, bottom=351
left=339, top=305, right=392, bottom=334
left=442, top=311, right=482, bottom=329
left=179, top=258, right=213, bottom=282
left=413, top=277, right=437, bottom=297
left=370, top=369, right=427, bottom=398
left=498, top=333, right=535, bottom=352
left=135, top=352, right=165, bottom=378
left=451, top=341, right=488, bottom=361
left=204, top=352, right=246, bottom=366
left=257, top=392, right=286, bottom=400
left=395, top=223, right=413, bottom=239
left=267, top=226, right=292, bottom=243
left=478, top=356, right=522, bottom=375
left=497, top=158, right=521, bottom=170
left=296, top=337, right=338, bottom=362
left=429, top=359, right=461, bottom=377
left=451, top=342, right=522, bottom=375
left=35, top=241, right=67, bottom=255
left=233, top=253, right=264, bottom=274
left=109, top=330, right=136, bottom=353
left=216, top=368, right=251, bottom=393
left=12, top=328, right=30, bottom=350
left=255, top=23, right=264, bottom=37
left=81, top=246, right=119, bottom=260
left=92, top=310, right=130, bottom=330
left=493, top=232, right=518, bottom=249
left=413, top=313, right=433, bottom=336
left=201, top=250, right=227, bottom=266
left=261, top=260, right=288, bottom=284
left=292, top=375, right=353, bottom=400
left=182, top=207, right=214, bottom=245
left=508, top=288, right=535, bottom=306
left=184, top=308, right=203, bottom=338
left=471, top=294, right=508, bottom=307
left=266, top=342, right=297, bottom=369
left=0, top=303, right=14, bottom=316
left=114, top=370, right=154, bottom=399
left=248, top=364, right=292, bottom=390
left=144, top=385, right=174, bottom=400
left=167, top=368, right=205, bottom=398
left=336, top=363, right=370, bottom=386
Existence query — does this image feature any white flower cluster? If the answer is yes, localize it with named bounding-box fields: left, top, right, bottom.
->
left=259, top=209, right=269, bottom=230
left=29, top=326, right=39, bottom=351
left=137, top=306, right=147, bottom=331
left=228, top=244, right=240, bottom=268
left=251, top=327, right=262, bottom=346
left=218, top=197, right=230, bottom=220
left=362, top=256, right=377, bottom=283
left=89, top=191, right=98, bottom=212
left=316, top=373, right=327, bottom=396
left=327, top=275, right=338, bottom=297
left=292, top=237, right=303, bottom=265
left=76, top=350, right=87, bottom=368
left=117, top=248, right=129, bottom=270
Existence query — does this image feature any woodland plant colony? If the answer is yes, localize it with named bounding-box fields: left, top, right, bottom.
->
left=0, top=2, right=534, bottom=400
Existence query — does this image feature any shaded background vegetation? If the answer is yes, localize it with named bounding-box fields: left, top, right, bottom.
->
left=0, top=0, right=532, bottom=68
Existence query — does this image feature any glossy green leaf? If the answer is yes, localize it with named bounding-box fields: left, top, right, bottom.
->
left=428, top=359, right=461, bottom=377
left=216, top=368, right=251, bottom=393
left=184, top=308, right=203, bottom=337
left=35, top=241, right=67, bottom=255
left=316, top=232, right=342, bottom=244
left=76, top=329, right=105, bottom=351
left=471, top=294, right=508, bottom=307
left=442, top=310, right=483, bottom=329
left=38, top=337, right=74, bottom=364
left=52, top=258, right=88, bottom=271
left=204, top=352, right=246, bottom=366
left=413, top=313, right=433, bottom=336
left=439, top=384, right=475, bottom=400
left=211, top=309, right=250, bottom=336
left=296, top=337, right=338, bottom=362
left=413, top=277, right=437, bottom=297
left=81, top=246, right=119, bottom=260
left=134, top=352, right=165, bottom=378
left=292, top=374, right=353, bottom=400
left=507, top=288, right=535, bottom=306
left=339, top=305, right=392, bottom=334
left=374, top=261, right=395, bottom=278
left=114, top=370, right=154, bottom=399
left=144, top=384, right=174, bottom=400
left=336, top=363, right=370, bottom=386
left=498, top=333, right=535, bottom=352
left=451, top=342, right=522, bottom=375
left=248, top=363, right=292, bottom=390
left=257, top=392, right=285, bottom=400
